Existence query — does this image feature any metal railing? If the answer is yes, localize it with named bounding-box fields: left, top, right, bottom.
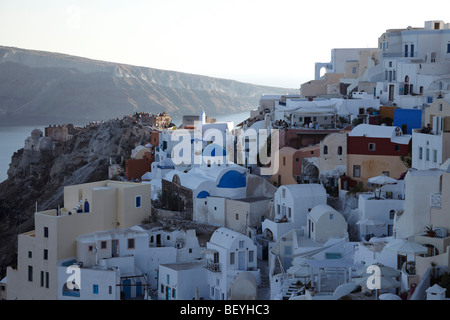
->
left=382, top=51, right=418, bottom=58
left=204, top=260, right=221, bottom=272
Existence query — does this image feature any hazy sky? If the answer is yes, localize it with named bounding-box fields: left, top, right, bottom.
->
left=0, top=0, right=446, bottom=88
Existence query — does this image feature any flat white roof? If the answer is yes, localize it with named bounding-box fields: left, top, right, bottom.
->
left=349, top=124, right=411, bottom=144
left=160, top=261, right=204, bottom=271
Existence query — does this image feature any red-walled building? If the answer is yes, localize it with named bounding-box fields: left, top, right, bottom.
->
left=346, top=124, right=412, bottom=186
left=125, top=131, right=160, bottom=181
left=125, top=152, right=153, bottom=181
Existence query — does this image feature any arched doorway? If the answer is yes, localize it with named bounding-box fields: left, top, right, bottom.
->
left=303, top=163, right=320, bottom=184
left=263, top=228, right=273, bottom=241
left=404, top=75, right=410, bottom=95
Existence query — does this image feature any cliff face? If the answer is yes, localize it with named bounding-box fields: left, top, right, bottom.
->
left=0, top=46, right=293, bottom=121
left=0, top=116, right=152, bottom=277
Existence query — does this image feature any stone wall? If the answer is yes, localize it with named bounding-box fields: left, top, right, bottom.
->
left=161, top=178, right=193, bottom=218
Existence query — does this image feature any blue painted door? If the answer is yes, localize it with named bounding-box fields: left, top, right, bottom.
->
left=123, top=279, right=131, bottom=299
left=136, top=281, right=142, bottom=296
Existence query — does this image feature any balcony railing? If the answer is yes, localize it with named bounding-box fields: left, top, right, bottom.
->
left=204, top=260, right=221, bottom=273
left=382, top=51, right=418, bottom=58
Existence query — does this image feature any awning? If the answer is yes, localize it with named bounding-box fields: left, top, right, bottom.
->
left=384, top=239, right=428, bottom=255
left=368, top=175, right=397, bottom=185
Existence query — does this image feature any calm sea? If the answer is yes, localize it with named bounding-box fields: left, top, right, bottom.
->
left=0, top=111, right=251, bottom=183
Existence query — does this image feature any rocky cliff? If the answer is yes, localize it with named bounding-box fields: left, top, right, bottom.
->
left=0, top=46, right=294, bottom=122
left=0, top=116, right=152, bottom=277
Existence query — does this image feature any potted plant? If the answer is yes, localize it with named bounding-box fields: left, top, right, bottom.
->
left=406, top=261, right=416, bottom=275
left=425, top=225, right=436, bottom=237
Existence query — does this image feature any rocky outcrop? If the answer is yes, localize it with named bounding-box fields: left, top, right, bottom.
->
left=0, top=46, right=294, bottom=121
left=0, top=116, right=152, bottom=277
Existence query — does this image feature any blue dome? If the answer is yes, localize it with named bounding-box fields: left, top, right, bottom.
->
left=197, top=190, right=211, bottom=198
left=217, top=170, right=246, bottom=188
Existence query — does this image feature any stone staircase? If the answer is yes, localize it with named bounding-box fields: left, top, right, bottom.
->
left=281, top=280, right=304, bottom=300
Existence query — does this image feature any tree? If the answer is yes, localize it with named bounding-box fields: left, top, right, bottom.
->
left=400, top=152, right=412, bottom=168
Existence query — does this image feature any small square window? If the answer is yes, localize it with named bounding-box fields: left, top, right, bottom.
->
left=101, top=241, right=107, bottom=249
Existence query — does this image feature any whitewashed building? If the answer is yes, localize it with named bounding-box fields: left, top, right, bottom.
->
left=374, top=20, right=450, bottom=109
left=394, top=169, right=443, bottom=239
left=56, top=224, right=205, bottom=300
left=268, top=228, right=354, bottom=299
left=354, top=186, right=405, bottom=241
left=262, top=184, right=327, bottom=241
left=412, top=90, right=450, bottom=170
left=158, top=261, right=209, bottom=300
left=204, top=227, right=260, bottom=300
left=306, top=204, right=348, bottom=244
